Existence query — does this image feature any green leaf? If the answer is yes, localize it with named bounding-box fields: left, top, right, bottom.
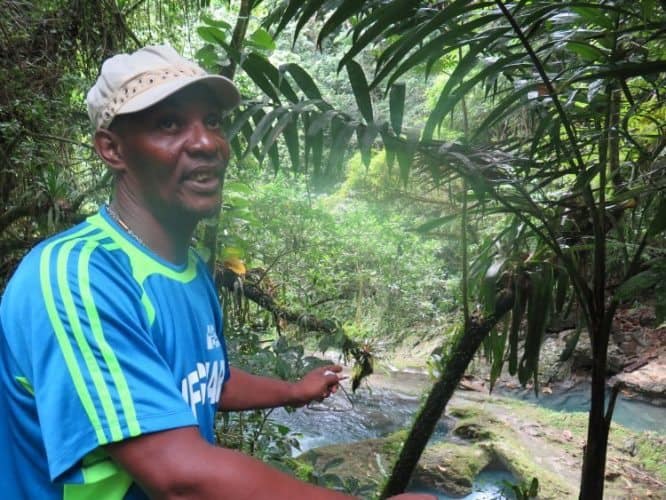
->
left=423, top=32, right=511, bottom=139
left=647, top=195, right=666, bottom=237
left=224, top=181, right=252, bottom=195
left=317, top=0, right=364, bottom=48
left=554, top=268, right=569, bottom=314
left=293, top=0, right=328, bottom=46
left=240, top=119, right=261, bottom=162
left=345, top=60, right=374, bottom=123
left=327, top=120, right=355, bottom=174
left=566, top=41, right=607, bottom=62
left=471, top=86, right=535, bottom=142
left=245, top=107, right=286, bottom=158
left=414, top=214, right=458, bottom=234
left=372, top=0, right=488, bottom=86
left=338, top=0, right=421, bottom=72
left=273, top=0, right=304, bottom=37
left=508, top=277, right=526, bottom=376
left=267, top=141, right=280, bottom=174
left=379, top=12, right=503, bottom=90
left=280, top=63, right=328, bottom=105
left=195, top=45, right=218, bottom=69
left=283, top=118, right=300, bottom=173
left=482, top=257, right=507, bottom=315
left=389, top=83, right=405, bottom=135
left=616, top=270, right=660, bottom=300
left=197, top=26, right=228, bottom=46
left=396, top=133, right=417, bottom=185
left=227, top=102, right=266, bottom=141
left=489, top=317, right=509, bottom=391
left=242, top=54, right=281, bottom=103
left=200, top=14, right=232, bottom=31
left=261, top=110, right=294, bottom=159
left=519, top=265, right=554, bottom=392
left=357, top=123, right=378, bottom=168
left=248, top=28, right=276, bottom=51
left=570, top=6, right=614, bottom=29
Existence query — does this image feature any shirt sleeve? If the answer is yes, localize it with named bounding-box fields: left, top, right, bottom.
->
left=27, top=237, right=197, bottom=481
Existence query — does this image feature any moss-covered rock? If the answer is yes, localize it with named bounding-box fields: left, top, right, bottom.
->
left=415, top=441, right=492, bottom=496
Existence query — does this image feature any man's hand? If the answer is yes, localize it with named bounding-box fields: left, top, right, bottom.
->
left=289, top=364, right=344, bottom=407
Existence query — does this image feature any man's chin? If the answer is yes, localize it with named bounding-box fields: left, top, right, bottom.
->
left=194, top=200, right=222, bottom=220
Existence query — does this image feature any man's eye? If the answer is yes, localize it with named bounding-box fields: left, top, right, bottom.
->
left=205, top=115, right=222, bottom=129
left=158, top=118, right=179, bottom=131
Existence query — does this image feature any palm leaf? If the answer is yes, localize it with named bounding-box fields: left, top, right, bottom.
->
left=293, top=0, right=328, bottom=47
left=283, top=117, right=300, bottom=173
left=345, top=60, right=374, bottom=123
left=317, top=0, right=365, bottom=48
left=389, top=83, right=405, bottom=135
left=337, top=0, right=422, bottom=71
left=245, top=107, right=286, bottom=158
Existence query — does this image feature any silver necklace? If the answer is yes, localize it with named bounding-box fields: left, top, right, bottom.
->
left=106, top=204, right=145, bottom=246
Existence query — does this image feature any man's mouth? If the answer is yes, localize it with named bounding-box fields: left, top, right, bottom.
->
left=184, top=168, right=222, bottom=193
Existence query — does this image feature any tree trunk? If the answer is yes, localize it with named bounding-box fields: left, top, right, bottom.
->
left=579, top=332, right=609, bottom=499
left=380, top=290, right=514, bottom=498
left=579, top=304, right=618, bottom=499
left=203, top=0, right=253, bottom=273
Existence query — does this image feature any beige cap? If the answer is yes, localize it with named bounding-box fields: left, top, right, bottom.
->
left=86, top=45, right=240, bottom=130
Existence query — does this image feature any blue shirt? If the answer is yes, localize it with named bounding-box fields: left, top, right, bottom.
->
left=0, top=207, right=229, bottom=499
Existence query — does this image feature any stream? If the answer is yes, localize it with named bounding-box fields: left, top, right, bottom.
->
left=272, top=370, right=665, bottom=498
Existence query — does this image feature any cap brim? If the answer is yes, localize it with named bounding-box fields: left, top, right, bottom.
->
left=116, top=74, right=240, bottom=117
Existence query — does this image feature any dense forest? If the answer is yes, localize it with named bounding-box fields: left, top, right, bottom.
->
left=2, top=1, right=665, bottom=498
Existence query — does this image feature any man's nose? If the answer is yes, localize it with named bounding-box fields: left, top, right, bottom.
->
left=186, top=122, right=223, bottom=157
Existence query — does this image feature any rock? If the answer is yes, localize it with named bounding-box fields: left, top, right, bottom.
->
left=453, top=422, right=493, bottom=441
left=537, top=334, right=573, bottom=383
left=620, top=439, right=637, bottom=456
left=415, top=442, right=492, bottom=496
left=296, top=392, right=663, bottom=500
left=605, top=470, right=621, bottom=480
left=569, top=330, right=626, bottom=374
left=610, top=357, right=666, bottom=405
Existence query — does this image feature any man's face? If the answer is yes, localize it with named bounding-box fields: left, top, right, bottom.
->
left=112, top=83, right=231, bottom=222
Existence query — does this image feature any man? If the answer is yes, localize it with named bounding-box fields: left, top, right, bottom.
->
left=0, top=45, right=430, bottom=499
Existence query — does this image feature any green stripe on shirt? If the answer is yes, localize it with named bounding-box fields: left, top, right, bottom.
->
left=40, top=227, right=108, bottom=444
left=78, top=240, right=141, bottom=437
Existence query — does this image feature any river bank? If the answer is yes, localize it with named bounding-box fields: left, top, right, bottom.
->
left=384, top=303, right=666, bottom=407
left=276, top=370, right=665, bottom=499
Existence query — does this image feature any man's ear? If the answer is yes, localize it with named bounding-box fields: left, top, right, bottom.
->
left=94, top=128, right=126, bottom=173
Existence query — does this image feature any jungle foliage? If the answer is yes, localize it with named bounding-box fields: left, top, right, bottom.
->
left=199, top=1, right=666, bottom=497
left=2, top=1, right=665, bottom=499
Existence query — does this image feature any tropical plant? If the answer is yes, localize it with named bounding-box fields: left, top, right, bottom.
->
left=202, top=1, right=666, bottom=498
left=0, top=0, right=219, bottom=288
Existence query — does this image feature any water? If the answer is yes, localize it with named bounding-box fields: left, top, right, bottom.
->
left=271, top=372, right=664, bottom=497
left=272, top=385, right=515, bottom=498
left=410, top=470, right=517, bottom=499
left=273, top=386, right=450, bottom=453
left=495, top=384, right=665, bottom=434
